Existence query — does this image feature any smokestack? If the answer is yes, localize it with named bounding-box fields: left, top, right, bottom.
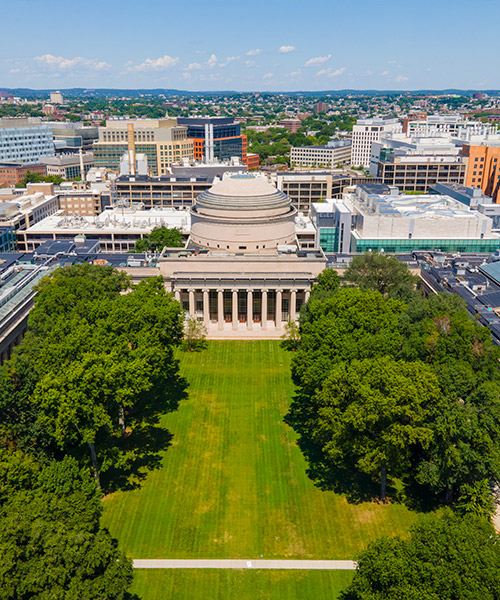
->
left=79, top=148, right=85, bottom=181
left=127, top=123, right=136, bottom=176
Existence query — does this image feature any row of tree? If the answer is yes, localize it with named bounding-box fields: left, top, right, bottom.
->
left=0, top=263, right=188, bottom=596
left=286, top=254, right=500, bottom=515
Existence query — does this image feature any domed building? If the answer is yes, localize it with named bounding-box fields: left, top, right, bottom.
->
left=190, top=173, right=297, bottom=252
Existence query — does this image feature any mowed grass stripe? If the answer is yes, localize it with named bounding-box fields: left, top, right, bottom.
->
left=102, top=341, right=420, bottom=560
left=131, top=569, right=355, bottom=600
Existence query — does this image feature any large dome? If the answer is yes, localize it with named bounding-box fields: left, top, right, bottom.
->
left=190, top=174, right=297, bottom=253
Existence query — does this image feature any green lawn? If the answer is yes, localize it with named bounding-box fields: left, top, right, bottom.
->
left=103, top=341, right=419, bottom=561
left=131, top=569, right=354, bottom=600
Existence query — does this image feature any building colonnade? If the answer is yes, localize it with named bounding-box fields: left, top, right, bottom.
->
left=174, top=286, right=310, bottom=330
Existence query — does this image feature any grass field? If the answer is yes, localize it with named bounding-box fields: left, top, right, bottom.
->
left=102, top=341, right=421, bottom=598
left=130, top=569, right=355, bottom=600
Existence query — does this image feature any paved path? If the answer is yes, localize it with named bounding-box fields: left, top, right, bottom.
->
left=133, top=559, right=356, bottom=570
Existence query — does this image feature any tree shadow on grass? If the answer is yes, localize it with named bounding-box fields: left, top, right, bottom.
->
left=100, top=424, right=175, bottom=493
left=100, top=374, right=189, bottom=494
left=285, top=396, right=399, bottom=505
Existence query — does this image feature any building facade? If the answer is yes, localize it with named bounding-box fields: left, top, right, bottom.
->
left=351, top=117, right=401, bottom=168
left=290, top=141, right=351, bottom=168
left=93, top=118, right=194, bottom=176
left=0, top=118, right=54, bottom=164
left=0, top=162, right=46, bottom=186
left=41, top=153, right=94, bottom=180
left=177, top=117, right=248, bottom=166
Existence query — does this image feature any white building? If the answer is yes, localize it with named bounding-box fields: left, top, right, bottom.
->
left=351, top=117, right=401, bottom=168
left=290, top=140, right=351, bottom=168
left=49, top=91, right=64, bottom=105
left=0, top=118, right=54, bottom=164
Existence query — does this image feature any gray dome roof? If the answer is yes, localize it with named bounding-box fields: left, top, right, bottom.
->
left=195, top=174, right=291, bottom=212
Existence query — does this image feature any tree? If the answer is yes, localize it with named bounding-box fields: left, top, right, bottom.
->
left=344, top=252, right=418, bottom=300
left=133, top=226, right=184, bottom=252
left=281, top=319, right=300, bottom=351
left=342, top=513, right=500, bottom=600
left=0, top=266, right=185, bottom=491
left=299, top=268, right=340, bottom=325
left=0, top=452, right=133, bottom=600
left=312, top=357, right=438, bottom=500
left=182, top=316, right=208, bottom=351
left=15, top=171, right=64, bottom=188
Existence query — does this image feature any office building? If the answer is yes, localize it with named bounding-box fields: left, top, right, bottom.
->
left=177, top=117, right=248, bottom=166
left=279, top=118, right=302, bottom=133
left=342, top=183, right=500, bottom=254
left=40, top=153, right=94, bottom=180
left=290, top=141, right=351, bottom=169
left=370, top=133, right=467, bottom=192
left=57, top=189, right=109, bottom=216
left=113, top=173, right=215, bottom=209
left=461, top=142, right=500, bottom=202
left=48, top=122, right=98, bottom=152
left=18, top=206, right=191, bottom=253
left=0, top=188, right=59, bottom=236
left=0, top=118, right=54, bottom=164
left=49, top=91, right=64, bottom=104
left=274, top=171, right=383, bottom=212
left=0, top=162, right=46, bottom=186
left=351, top=117, right=401, bottom=168
left=310, top=200, right=352, bottom=253
left=93, top=118, right=194, bottom=176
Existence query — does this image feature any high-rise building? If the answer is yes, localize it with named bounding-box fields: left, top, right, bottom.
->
left=93, top=118, right=194, bottom=176
left=313, top=101, right=329, bottom=115
left=177, top=117, right=248, bottom=166
left=351, top=117, right=401, bottom=168
left=0, top=118, right=55, bottom=164
left=49, top=91, right=64, bottom=104
left=290, top=141, right=351, bottom=169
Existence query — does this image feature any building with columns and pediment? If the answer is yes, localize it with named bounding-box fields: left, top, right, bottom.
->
left=125, top=173, right=327, bottom=338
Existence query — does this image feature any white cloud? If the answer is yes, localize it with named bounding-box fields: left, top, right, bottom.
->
left=316, top=66, right=345, bottom=78
left=304, top=54, right=331, bottom=67
left=395, top=74, right=409, bottom=82
left=263, top=72, right=273, bottom=79
left=381, top=70, right=390, bottom=76
left=279, top=45, right=295, bottom=54
left=207, top=54, right=217, bottom=68
left=35, top=54, right=110, bottom=71
left=182, top=72, right=191, bottom=80
left=186, top=62, right=202, bottom=71
left=387, top=59, right=398, bottom=65
left=288, top=68, right=301, bottom=77
left=127, top=55, right=179, bottom=72
left=246, top=48, right=261, bottom=56
left=245, top=60, right=255, bottom=68
left=219, top=55, right=240, bottom=67
left=10, top=68, right=21, bottom=73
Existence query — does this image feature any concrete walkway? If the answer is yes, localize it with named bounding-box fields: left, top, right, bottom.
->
left=133, top=559, right=356, bottom=570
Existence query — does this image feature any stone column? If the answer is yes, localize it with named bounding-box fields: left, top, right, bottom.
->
left=261, top=289, right=268, bottom=330
left=247, top=289, right=253, bottom=330
left=174, top=290, right=181, bottom=302
left=217, top=289, right=224, bottom=330
left=203, top=289, right=209, bottom=325
left=232, top=289, right=238, bottom=330
left=188, top=289, right=195, bottom=317
left=276, top=289, right=282, bottom=327
left=290, top=290, right=297, bottom=321
left=305, top=289, right=311, bottom=302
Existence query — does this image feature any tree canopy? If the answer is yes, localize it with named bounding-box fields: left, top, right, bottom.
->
left=133, top=226, right=184, bottom=252
left=0, top=264, right=186, bottom=491
left=0, top=451, right=132, bottom=600
left=344, top=252, right=419, bottom=300
left=342, top=513, right=500, bottom=600
left=287, top=262, right=500, bottom=513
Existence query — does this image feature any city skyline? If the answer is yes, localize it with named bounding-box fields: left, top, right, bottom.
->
left=2, top=0, right=498, bottom=92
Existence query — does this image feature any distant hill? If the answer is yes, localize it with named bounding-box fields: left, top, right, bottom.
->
left=1, top=87, right=499, bottom=98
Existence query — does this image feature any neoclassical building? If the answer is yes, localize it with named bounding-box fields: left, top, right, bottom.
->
left=125, top=173, right=326, bottom=338
left=190, top=173, right=297, bottom=253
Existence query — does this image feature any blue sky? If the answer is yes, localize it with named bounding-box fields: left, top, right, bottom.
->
left=1, top=0, right=499, bottom=91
